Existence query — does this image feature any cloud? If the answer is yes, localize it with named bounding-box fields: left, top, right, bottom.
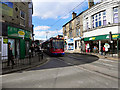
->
left=34, top=29, right=63, bottom=40
left=34, top=26, right=51, bottom=30
left=32, top=1, right=83, bottom=19
left=33, top=0, right=100, bottom=19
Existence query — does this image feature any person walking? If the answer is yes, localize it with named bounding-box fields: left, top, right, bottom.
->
left=8, top=42, right=15, bottom=66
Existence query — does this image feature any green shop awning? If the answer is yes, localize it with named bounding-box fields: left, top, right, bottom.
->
left=84, top=34, right=120, bottom=41
left=8, top=26, right=32, bottom=39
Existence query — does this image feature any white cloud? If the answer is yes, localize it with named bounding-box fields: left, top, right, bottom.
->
left=32, top=1, right=83, bottom=19
left=34, top=26, right=51, bottom=30
left=33, top=0, right=100, bottom=19
left=34, top=29, right=63, bottom=40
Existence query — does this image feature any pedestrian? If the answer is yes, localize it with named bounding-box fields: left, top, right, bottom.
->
left=29, top=44, right=34, bottom=57
left=103, top=46, right=105, bottom=55
left=8, top=42, right=15, bottom=66
left=93, top=46, right=96, bottom=53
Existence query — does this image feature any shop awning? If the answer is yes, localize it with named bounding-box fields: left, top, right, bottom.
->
left=83, top=34, right=120, bottom=41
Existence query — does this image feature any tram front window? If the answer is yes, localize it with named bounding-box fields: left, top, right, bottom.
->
left=52, top=40, right=64, bottom=49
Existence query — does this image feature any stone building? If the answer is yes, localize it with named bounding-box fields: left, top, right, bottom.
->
left=63, top=12, right=83, bottom=52
left=0, top=1, right=33, bottom=59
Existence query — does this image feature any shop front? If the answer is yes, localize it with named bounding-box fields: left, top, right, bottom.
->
left=74, top=37, right=82, bottom=52
left=83, top=34, right=120, bottom=55
left=67, top=38, right=74, bottom=50
left=2, top=26, right=32, bottom=60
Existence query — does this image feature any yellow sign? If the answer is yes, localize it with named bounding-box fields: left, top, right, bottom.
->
left=18, top=31, right=25, bottom=36
left=89, top=37, right=96, bottom=40
left=3, top=38, right=8, bottom=44
left=112, top=35, right=119, bottom=38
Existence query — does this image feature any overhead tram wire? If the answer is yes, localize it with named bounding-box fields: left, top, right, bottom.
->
left=50, top=0, right=87, bottom=27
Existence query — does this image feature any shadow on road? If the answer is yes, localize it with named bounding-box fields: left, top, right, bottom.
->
left=24, top=53, right=99, bottom=72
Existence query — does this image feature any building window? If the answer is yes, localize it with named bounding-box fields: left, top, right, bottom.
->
left=86, top=18, right=89, bottom=30
left=79, top=28, right=81, bottom=36
left=64, top=26, right=66, bottom=32
left=76, top=17, right=80, bottom=25
left=92, top=10, right=106, bottom=28
left=103, top=11, right=106, bottom=26
left=20, top=10, right=25, bottom=26
left=64, top=33, right=67, bottom=36
left=113, top=7, right=118, bottom=23
left=69, top=30, right=72, bottom=38
left=69, top=22, right=72, bottom=29
left=20, top=11, right=25, bottom=19
left=76, top=28, right=79, bottom=37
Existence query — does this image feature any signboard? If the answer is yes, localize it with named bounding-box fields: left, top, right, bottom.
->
left=68, top=38, right=74, bottom=43
left=84, top=34, right=120, bottom=41
left=0, top=1, right=13, bottom=16
left=8, top=26, right=31, bottom=39
left=3, top=38, right=8, bottom=44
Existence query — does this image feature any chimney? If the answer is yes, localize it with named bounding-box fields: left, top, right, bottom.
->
left=88, top=0, right=94, bottom=8
left=72, top=12, right=76, bottom=19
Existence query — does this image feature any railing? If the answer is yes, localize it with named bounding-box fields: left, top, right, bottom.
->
left=2, top=50, right=44, bottom=70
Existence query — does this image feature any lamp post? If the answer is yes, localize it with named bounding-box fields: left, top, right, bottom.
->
left=46, top=31, right=49, bottom=40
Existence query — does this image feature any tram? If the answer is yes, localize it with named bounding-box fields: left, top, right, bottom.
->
left=42, top=35, right=64, bottom=56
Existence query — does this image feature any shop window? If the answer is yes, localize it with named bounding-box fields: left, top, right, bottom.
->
left=8, top=39, right=15, bottom=56
left=25, top=41, right=29, bottom=56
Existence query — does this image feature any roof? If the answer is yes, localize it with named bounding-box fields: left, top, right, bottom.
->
left=62, top=11, right=84, bottom=27
left=62, top=2, right=102, bottom=27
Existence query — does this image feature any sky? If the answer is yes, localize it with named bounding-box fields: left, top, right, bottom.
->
left=32, top=0, right=101, bottom=40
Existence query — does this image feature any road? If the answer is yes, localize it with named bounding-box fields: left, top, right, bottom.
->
left=2, top=53, right=119, bottom=88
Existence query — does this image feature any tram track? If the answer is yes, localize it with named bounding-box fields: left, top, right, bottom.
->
left=66, top=53, right=118, bottom=69
left=54, top=55, right=119, bottom=80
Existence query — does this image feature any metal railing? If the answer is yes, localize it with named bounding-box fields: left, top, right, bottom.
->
left=2, top=50, right=44, bottom=70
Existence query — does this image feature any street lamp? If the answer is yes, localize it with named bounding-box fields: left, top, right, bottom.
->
left=46, top=31, right=49, bottom=40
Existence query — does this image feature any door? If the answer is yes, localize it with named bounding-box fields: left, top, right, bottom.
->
left=16, top=40, right=20, bottom=59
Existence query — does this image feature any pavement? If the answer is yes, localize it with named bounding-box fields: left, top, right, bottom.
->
left=2, top=54, right=118, bottom=88
left=2, top=54, right=48, bottom=75
left=65, top=50, right=120, bottom=60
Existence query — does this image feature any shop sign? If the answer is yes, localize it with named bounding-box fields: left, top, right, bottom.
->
left=3, top=38, right=8, bottom=44
left=106, top=35, right=119, bottom=39
left=18, top=30, right=25, bottom=36
left=8, top=26, right=31, bottom=39
left=18, top=30, right=25, bottom=37
left=0, top=1, right=13, bottom=16
left=74, top=37, right=81, bottom=40
left=89, top=37, right=96, bottom=40
left=84, top=34, right=120, bottom=41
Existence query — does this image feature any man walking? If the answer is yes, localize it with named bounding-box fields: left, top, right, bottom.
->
left=8, top=42, right=15, bottom=66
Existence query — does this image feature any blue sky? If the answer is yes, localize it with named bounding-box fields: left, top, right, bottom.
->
left=32, top=0, right=101, bottom=40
